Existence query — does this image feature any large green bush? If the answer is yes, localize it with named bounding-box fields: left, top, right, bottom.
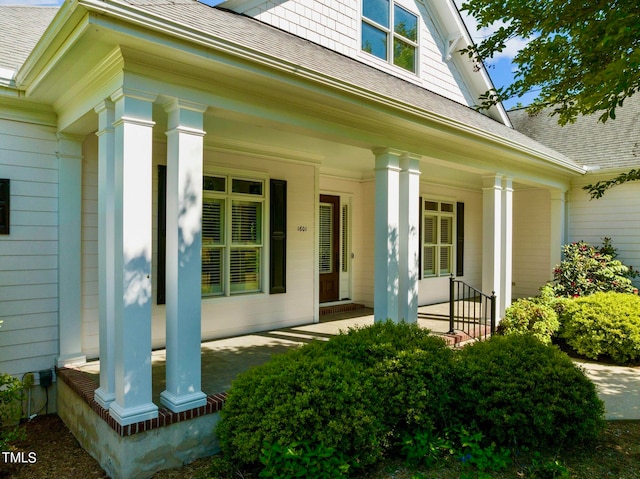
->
left=216, top=321, right=452, bottom=470
left=550, top=240, right=635, bottom=297
left=215, top=341, right=385, bottom=469
left=497, top=298, right=559, bottom=344
left=453, top=335, right=604, bottom=449
left=217, top=324, right=605, bottom=475
left=560, top=292, right=640, bottom=364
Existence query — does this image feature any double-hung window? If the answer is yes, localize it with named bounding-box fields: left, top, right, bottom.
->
left=422, top=200, right=455, bottom=278
left=202, top=175, right=264, bottom=296
left=361, top=0, right=418, bottom=73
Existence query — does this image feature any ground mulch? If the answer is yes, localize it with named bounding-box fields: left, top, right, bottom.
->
left=2, top=414, right=640, bottom=478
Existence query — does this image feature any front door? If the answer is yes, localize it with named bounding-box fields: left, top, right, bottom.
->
left=319, top=194, right=340, bottom=303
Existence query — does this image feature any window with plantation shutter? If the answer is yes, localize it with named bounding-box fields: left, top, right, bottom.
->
left=319, top=203, right=333, bottom=274
left=341, top=204, right=349, bottom=273
left=202, top=174, right=264, bottom=296
left=421, top=199, right=456, bottom=278
left=202, top=198, right=225, bottom=295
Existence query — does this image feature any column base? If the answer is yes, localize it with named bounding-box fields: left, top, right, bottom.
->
left=57, top=353, right=87, bottom=368
left=109, top=401, right=158, bottom=426
left=160, top=390, right=207, bottom=413
left=94, top=387, right=115, bottom=410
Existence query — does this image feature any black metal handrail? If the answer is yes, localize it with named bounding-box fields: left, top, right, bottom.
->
left=449, top=275, right=496, bottom=341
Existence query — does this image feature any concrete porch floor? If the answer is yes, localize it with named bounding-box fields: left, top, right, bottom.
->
left=78, top=304, right=464, bottom=404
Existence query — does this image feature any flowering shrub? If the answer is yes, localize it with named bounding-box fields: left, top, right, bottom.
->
left=550, top=240, right=635, bottom=297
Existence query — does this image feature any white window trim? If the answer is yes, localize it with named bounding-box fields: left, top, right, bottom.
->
left=202, top=167, right=269, bottom=299
left=360, top=0, right=420, bottom=75
left=421, top=196, right=456, bottom=279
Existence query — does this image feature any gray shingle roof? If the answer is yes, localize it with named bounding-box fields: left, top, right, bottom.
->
left=1, top=0, right=580, bottom=172
left=0, top=6, right=58, bottom=72
left=117, top=0, right=577, bottom=169
left=509, top=101, right=640, bottom=170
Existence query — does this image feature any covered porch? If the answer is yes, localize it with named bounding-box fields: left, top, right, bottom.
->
left=56, top=304, right=487, bottom=478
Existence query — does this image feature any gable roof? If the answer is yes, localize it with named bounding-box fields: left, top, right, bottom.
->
left=0, top=6, right=58, bottom=74
left=4, top=0, right=582, bottom=174
left=98, top=0, right=577, bottom=171
left=509, top=100, right=640, bottom=170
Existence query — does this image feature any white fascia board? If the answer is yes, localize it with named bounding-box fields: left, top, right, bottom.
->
left=16, top=0, right=81, bottom=88
left=79, top=0, right=577, bottom=175
left=423, top=0, right=512, bottom=127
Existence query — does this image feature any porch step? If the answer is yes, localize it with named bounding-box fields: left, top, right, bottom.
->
left=319, top=303, right=366, bottom=316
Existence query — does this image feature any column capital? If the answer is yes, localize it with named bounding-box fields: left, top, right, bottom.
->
left=56, top=133, right=84, bottom=159
left=109, top=87, right=157, bottom=104
left=482, top=174, right=504, bottom=190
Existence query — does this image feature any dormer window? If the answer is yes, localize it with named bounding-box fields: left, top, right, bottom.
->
left=361, top=0, right=418, bottom=73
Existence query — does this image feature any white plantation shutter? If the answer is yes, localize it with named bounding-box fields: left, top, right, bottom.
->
left=202, top=198, right=225, bottom=294
left=230, top=249, right=260, bottom=292
left=232, top=201, right=261, bottom=244
left=423, top=246, right=435, bottom=276
left=319, top=203, right=333, bottom=273
left=421, top=200, right=456, bottom=278
left=341, top=204, right=349, bottom=273
left=440, top=216, right=452, bottom=245
left=424, top=215, right=436, bottom=243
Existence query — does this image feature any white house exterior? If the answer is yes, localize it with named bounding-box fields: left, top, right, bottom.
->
left=1, top=0, right=587, bottom=476
left=510, top=102, right=640, bottom=289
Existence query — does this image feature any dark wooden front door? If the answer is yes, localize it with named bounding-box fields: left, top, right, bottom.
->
left=319, top=194, right=340, bottom=303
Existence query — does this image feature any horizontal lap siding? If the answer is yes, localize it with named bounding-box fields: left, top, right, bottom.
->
left=569, top=178, right=640, bottom=289
left=240, top=0, right=471, bottom=105
left=0, top=119, right=59, bottom=377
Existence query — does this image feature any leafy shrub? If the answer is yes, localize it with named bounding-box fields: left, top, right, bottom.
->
left=0, top=373, right=24, bottom=451
left=453, top=335, right=604, bottom=449
left=550, top=240, right=635, bottom=297
left=498, top=298, right=559, bottom=344
left=217, top=321, right=454, bottom=472
left=259, top=441, right=350, bottom=479
left=216, top=342, right=385, bottom=469
left=560, top=292, right=640, bottom=364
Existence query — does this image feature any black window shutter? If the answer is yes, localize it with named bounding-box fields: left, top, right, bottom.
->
left=269, top=179, right=287, bottom=294
left=157, top=165, right=167, bottom=305
left=0, top=179, right=9, bottom=235
left=456, top=202, right=464, bottom=277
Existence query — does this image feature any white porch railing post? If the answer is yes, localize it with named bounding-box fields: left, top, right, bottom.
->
left=160, top=98, right=208, bottom=413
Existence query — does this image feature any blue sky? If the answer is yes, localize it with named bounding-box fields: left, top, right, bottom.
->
left=2, top=0, right=531, bottom=109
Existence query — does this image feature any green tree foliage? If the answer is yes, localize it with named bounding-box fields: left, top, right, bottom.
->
left=459, top=0, right=640, bottom=126
left=583, top=168, right=640, bottom=199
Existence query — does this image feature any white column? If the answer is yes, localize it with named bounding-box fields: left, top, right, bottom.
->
left=108, top=89, right=158, bottom=426
left=500, top=177, right=513, bottom=317
left=94, top=100, right=116, bottom=409
left=57, top=134, right=87, bottom=367
left=549, top=189, right=566, bottom=278
left=160, top=99, right=208, bottom=413
left=373, top=149, right=401, bottom=322
left=482, top=175, right=503, bottom=311
left=398, top=153, right=421, bottom=323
